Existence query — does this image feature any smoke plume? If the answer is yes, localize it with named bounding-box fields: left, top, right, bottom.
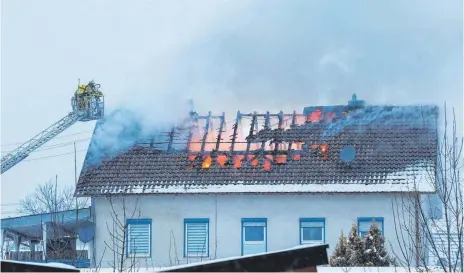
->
left=86, top=0, right=462, bottom=168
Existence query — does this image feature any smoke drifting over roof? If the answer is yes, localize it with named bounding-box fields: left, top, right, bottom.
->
left=107, top=0, right=461, bottom=127
left=85, top=0, right=461, bottom=170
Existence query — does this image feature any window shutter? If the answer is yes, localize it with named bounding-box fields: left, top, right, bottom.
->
left=186, top=222, right=208, bottom=256
left=128, top=223, right=150, bottom=256
left=301, top=221, right=324, bottom=228
left=358, top=218, right=384, bottom=236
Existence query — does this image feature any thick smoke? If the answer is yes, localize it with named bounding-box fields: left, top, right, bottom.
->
left=84, top=108, right=179, bottom=170
left=86, top=0, right=462, bottom=168
left=323, top=105, right=438, bottom=138
left=84, top=109, right=142, bottom=169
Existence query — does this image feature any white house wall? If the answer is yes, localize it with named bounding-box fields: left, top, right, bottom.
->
left=92, top=193, right=414, bottom=268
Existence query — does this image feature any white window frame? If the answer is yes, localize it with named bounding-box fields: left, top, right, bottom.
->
left=300, top=218, right=325, bottom=245
left=242, top=218, right=267, bottom=255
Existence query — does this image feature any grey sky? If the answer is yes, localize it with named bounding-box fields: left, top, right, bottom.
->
left=1, top=0, right=462, bottom=217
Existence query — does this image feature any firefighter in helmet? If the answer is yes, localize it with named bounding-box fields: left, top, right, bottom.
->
left=75, top=84, right=88, bottom=110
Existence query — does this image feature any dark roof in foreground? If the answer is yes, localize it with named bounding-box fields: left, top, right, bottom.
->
left=75, top=101, right=438, bottom=197
left=1, top=260, right=79, bottom=272
left=159, top=244, right=329, bottom=272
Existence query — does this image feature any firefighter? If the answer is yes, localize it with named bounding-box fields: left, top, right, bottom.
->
left=75, top=84, right=87, bottom=110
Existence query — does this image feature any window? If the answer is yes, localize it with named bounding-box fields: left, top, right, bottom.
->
left=126, top=219, right=151, bottom=257
left=300, top=218, right=325, bottom=245
left=242, top=218, right=267, bottom=255
left=358, top=217, right=384, bottom=238
left=184, top=218, right=209, bottom=257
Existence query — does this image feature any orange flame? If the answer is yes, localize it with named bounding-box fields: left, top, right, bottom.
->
left=188, top=113, right=311, bottom=154
left=248, top=155, right=258, bottom=166
left=276, top=155, right=287, bottom=164
left=312, top=144, right=329, bottom=160
left=263, top=155, right=273, bottom=171
left=307, top=109, right=322, bottom=123
left=263, top=161, right=271, bottom=171
left=234, top=155, right=244, bottom=168
left=202, top=156, right=212, bottom=169
left=321, top=144, right=328, bottom=153
left=217, top=154, right=227, bottom=167
left=187, top=113, right=311, bottom=169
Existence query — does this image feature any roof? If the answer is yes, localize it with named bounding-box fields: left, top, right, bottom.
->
left=75, top=98, right=438, bottom=197
left=1, top=260, right=79, bottom=272
left=158, top=244, right=329, bottom=272
left=1, top=208, right=90, bottom=229
left=1, top=208, right=91, bottom=240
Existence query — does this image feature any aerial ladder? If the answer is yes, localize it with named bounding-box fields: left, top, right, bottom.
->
left=1, top=81, right=104, bottom=174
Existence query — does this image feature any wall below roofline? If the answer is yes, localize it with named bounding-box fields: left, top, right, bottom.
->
left=91, top=193, right=419, bottom=268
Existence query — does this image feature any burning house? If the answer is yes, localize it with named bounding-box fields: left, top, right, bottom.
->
left=75, top=94, right=438, bottom=268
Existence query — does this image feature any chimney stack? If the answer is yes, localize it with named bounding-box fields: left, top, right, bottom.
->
left=347, top=93, right=365, bottom=109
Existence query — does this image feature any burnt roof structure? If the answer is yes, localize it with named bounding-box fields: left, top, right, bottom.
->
left=75, top=95, right=438, bottom=197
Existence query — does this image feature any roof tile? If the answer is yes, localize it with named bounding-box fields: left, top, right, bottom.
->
left=76, top=105, right=438, bottom=196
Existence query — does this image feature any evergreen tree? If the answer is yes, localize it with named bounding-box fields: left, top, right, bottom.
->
left=329, top=231, right=350, bottom=266
left=362, top=221, right=394, bottom=266
left=347, top=223, right=365, bottom=266
left=329, top=221, right=397, bottom=268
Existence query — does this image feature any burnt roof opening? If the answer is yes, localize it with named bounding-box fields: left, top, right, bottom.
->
left=75, top=95, right=439, bottom=196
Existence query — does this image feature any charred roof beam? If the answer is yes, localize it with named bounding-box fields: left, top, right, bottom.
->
left=215, top=112, right=226, bottom=152
left=200, top=111, right=212, bottom=154
left=288, top=111, right=297, bottom=152
left=229, top=111, right=241, bottom=154
left=185, top=107, right=199, bottom=152
left=273, top=111, right=285, bottom=162
left=167, top=127, right=176, bottom=152
left=244, top=112, right=257, bottom=161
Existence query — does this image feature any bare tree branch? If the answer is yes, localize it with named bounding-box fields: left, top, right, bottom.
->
left=103, top=194, right=142, bottom=272
left=17, top=179, right=89, bottom=215
left=392, top=105, right=463, bottom=272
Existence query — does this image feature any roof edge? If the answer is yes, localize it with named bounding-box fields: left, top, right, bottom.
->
left=76, top=182, right=435, bottom=197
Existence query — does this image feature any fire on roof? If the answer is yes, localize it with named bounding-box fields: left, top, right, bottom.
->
left=122, top=93, right=435, bottom=173
left=76, top=94, right=439, bottom=196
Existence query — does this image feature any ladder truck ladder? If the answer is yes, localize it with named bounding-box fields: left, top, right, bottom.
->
left=1, top=112, right=83, bottom=173
left=1, top=81, right=104, bottom=174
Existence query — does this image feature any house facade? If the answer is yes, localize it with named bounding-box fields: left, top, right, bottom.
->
left=76, top=95, right=438, bottom=268
left=91, top=193, right=420, bottom=267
